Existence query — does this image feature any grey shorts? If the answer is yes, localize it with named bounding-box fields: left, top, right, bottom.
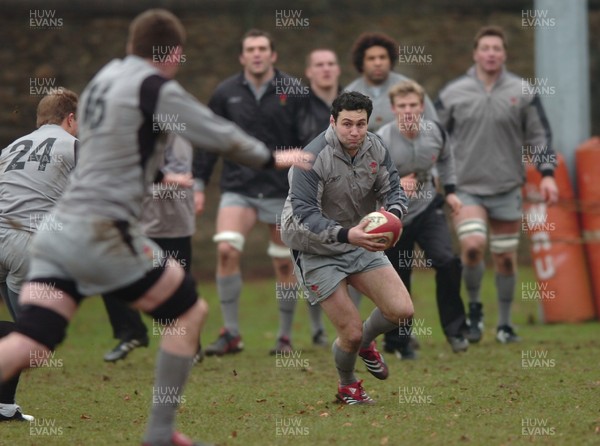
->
left=293, top=248, right=391, bottom=304
left=27, top=213, right=161, bottom=296
left=219, top=192, right=285, bottom=225
left=456, top=186, right=522, bottom=221
left=0, top=228, right=33, bottom=293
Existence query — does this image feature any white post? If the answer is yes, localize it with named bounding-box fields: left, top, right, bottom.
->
left=532, top=0, right=590, bottom=187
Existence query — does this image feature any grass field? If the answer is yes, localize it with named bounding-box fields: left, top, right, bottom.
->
left=1, top=266, right=599, bottom=446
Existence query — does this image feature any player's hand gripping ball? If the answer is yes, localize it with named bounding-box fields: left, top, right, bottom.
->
left=360, top=210, right=403, bottom=250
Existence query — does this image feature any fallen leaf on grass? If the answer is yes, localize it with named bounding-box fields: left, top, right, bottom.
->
left=320, top=412, right=330, bottom=417
left=343, top=422, right=352, bottom=427
left=256, top=398, right=266, bottom=403
left=380, top=436, right=389, bottom=445
left=80, top=414, right=91, bottom=420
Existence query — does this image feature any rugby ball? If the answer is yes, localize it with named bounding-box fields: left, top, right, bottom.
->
left=360, top=210, right=403, bottom=249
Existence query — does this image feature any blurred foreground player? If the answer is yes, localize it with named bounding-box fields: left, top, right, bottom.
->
left=0, top=9, right=310, bottom=446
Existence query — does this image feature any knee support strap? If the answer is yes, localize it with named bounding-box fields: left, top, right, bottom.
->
left=149, top=273, right=198, bottom=322
left=103, top=267, right=164, bottom=304
left=267, top=241, right=291, bottom=259
left=213, top=231, right=245, bottom=252
left=490, top=233, right=520, bottom=254
left=456, top=218, right=487, bottom=240
left=14, top=305, right=68, bottom=351
left=0, top=320, right=16, bottom=338
left=29, top=278, right=85, bottom=304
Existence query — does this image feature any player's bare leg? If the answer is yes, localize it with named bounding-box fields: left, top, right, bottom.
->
left=349, top=265, right=413, bottom=381
left=205, top=206, right=256, bottom=356
left=489, top=218, right=521, bottom=343
left=320, top=281, right=363, bottom=353
left=268, top=224, right=297, bottom=354
left=348, top=265, right=413, bottom=326
left=454, top=205, right=488, bottom=342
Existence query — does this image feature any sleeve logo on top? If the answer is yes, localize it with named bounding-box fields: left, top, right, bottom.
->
left=227, top=96, right=243, bottom=104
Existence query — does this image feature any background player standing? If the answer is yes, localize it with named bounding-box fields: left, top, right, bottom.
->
left=377, top=80, right=469, bottom=357
left=298, top=48, right=341, bottom=145
left=297, top=47, right=342, bottom=347
left=195, top=30, right=306, bottom=356
left=345, top=32, right=438, bottom=131
left=435, top=25, right=558, bottom=343
left=344, top=31, right=439, bottom=338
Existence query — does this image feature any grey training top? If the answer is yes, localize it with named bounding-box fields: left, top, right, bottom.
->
left=0, top=124, right=77, bottom=232
left=377, top=119, right=454, bottom=225
left=281, top=126, right=407, bottom=256
left=141, top=134, right=195, bottom=238
left=436, top=65, right=555, bottom=196
left=55, top=55, right=272, bottom=222
left=345, top=72, right=438, bottom=131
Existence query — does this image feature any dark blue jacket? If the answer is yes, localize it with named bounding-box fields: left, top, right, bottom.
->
left=194, top=69, right=302, bottom=198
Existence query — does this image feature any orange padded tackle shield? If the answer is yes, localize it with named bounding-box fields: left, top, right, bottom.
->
left=522, top=154, right=596, bottom=322
left=576, top=137, right=600, bottom=317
